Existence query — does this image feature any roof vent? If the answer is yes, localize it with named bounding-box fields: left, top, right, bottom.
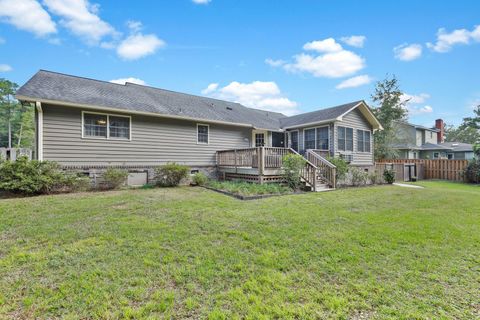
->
left=226, top=106, right=233, bottom=111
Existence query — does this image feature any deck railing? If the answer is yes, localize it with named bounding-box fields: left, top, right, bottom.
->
left=305, top=149, right=336, bottom=188
left=216, top=147, right=334, bottom=191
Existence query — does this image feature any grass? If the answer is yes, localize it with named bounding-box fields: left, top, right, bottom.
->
left=206, top=180, right=292, bottom=196
left=0, top=181, right=479, bottom=319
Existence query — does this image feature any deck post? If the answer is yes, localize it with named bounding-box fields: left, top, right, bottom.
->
left=258, top=147, right=265, bottom=184
left=234, top=149, right=237, bottom=173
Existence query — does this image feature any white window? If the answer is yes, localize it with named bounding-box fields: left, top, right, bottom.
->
left=338, top=126, right=353, bottom=151
left=303, top=126, right=329, bottom=151
left=357, top=129, right=371, bottom=152
left=197, top=124, right=209, bottom=144
left=82, top=112, right=131, bottom=140
left=433, top=152, right=439, bottom=159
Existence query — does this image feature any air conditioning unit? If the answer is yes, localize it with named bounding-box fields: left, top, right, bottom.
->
left=340, top=153, right=353, bottom=163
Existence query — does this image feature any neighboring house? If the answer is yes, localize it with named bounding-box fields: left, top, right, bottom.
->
left=392, top=119, right=474, bottom=160
left=16, top=70, right=383, bottom=189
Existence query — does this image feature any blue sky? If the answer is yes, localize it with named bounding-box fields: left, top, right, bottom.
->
left=0, top=0, right=479, bottom=126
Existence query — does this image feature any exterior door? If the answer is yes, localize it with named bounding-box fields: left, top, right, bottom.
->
left=272, top=132, right=285, bottom=147
left=255, top=133, right=265, bottom=147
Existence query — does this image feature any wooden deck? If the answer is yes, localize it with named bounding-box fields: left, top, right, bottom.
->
left=216, top=147, right=337, bottom=190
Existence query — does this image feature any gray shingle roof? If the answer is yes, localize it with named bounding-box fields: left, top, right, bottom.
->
left=439, top=142, right=474, bottom=152
left=16, top=70, right=370, bottom=131
left=279, top=101, right=363, bottom=128
left=419, top=143, right=452, bottom=151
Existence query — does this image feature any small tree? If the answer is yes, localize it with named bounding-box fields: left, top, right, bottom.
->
left=326, top=156, right=349, bottom=182
left=371, top=75, right=408, bottom=160
left=282, top=154, right=306, bottom=190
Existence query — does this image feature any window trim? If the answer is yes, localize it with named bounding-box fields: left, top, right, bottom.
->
left=196, top=123, right=210, bottom=145
left=337, top=126, right=354, bottom=152
left=357, top=129, right=371, bottom=153
left=81, top=111, right=131, bottom=141
left=303, top=125, right=330, bottom=151
left=433, top=152, right=440, bottom=159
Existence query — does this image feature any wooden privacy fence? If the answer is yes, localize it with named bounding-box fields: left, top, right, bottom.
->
left=376, top=159, right=469, bottom=182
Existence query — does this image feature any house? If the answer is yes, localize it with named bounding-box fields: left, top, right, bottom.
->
left=392, top=119, right=474, bottom=160
left=16, top=70, right=383, bottom=190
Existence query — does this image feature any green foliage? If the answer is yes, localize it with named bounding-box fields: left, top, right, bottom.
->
left=371, top=75, right=408, bottom=160
left=282, top=153, right=306, bottom=190
left=0, top=157, right=89, bottom=195
left=0, top=78, right=35, bottom=149
left=463, top=158, right=480, bottom=183
left=445, top=125, right=480, bottom=145
left=155, top=163, right=190, bottom=187
left=102, top=168, right=128, bottom=190
left=383, top=168, right=396, bottom=184
left=192, top=172, right=208, bottom=186
left=326, top=156, right=349, bottom=181
left=350, top=167, right=369, bottom=186
left=368, top=172, right=379, bottom=185
left=207, top=180, right=291, bottom=196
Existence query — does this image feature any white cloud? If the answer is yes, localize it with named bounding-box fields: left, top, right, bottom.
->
left=394, top=43, right=422, bottom=61
left=0, top=0, right=56, bottom=37
left=202, top=81, right=299, bottom=115
left=110, top=77, right=146, bottom=85
left=335, top=75, right=372, bottom=89
left=117, top=33, right=165, bottom=60
left=340, top=35, right=366, bottom=48
left=408, top=105, right=433, bottom=115
left=303, top=38, right=342, bottom=53
left=192, top=0, right=211, bottom=4
left=0, top=64, right=12, bottom=72
left=265, top=58, right=286, bottom=67
left=43, top=0, right=117, bottom=44
left=126, top=20, right=142, bottom=33
left=426, top=26, right=478, bottom=52
left=400, top=93, right=433, bottom=115
left=269, top=38, right=366, bottom=78
left=201, top=83, right=219, bottom=95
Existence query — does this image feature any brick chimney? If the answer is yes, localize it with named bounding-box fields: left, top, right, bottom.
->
left=435, top=119, right=444, bottom=143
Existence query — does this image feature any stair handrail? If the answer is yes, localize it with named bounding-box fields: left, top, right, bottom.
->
left=288, top=148, right=319, bottom=191
left=305, top=150, right=337, bottom=188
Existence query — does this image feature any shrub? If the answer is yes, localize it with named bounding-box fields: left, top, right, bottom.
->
left=463, top=158, right=480, bottom=183
left=102, top=168, right=128, bottom=190
left=350, top=167, right=369, bottom=186
left=0, top=157, right=67, bottom=195
left=326, top=157, right=349, bottom=182
left=368, top=172, right=379, bottom=185
left=383, top=168, right=395, bottom=184
left=282, top=154, right=306, bottom=190
left=192, top=172, right=208, bottom=186
left=62, top=174, right=91, bottom=192
left=155, top=163, right=190, bottom=187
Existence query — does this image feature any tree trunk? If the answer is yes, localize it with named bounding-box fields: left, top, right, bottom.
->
left=17, top=123, right=23, bottom=147
left=8, top=119, right=11, bottom=149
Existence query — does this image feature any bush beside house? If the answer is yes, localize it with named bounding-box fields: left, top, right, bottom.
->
left=155, top=163, right=190, bottom=187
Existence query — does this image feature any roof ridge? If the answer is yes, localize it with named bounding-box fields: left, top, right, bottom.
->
left=283, top=100, right=363, bottom=119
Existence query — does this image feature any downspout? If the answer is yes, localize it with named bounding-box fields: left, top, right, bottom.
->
left=35, top=101, right=43, bottom=161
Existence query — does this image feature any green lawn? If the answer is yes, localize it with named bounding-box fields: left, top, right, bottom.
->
left=0, top=182, right=479, bottom=319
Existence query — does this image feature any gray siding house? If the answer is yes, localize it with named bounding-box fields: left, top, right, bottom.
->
left=392, top=120, right=474, bottom=160
left=16, top=70, right=383, bottom=189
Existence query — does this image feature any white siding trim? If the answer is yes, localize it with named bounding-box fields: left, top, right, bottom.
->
left=35, top=101, right=43, bottom=161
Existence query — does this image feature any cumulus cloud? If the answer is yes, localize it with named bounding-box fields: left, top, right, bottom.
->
left=426, top=25, right=480, bottom=52
left=340, top=35, right=366, bottom=48
left=303, top=38, right=343, bottom=53
left=0, top=0, right=56, bottom=37
left=0, top=64, right=12, bottom=72
left=110, top=77, right=146, bottom=85
left=117, top=33, right=165, bottom=60
left=394, top=43, right=422, bottom=61
left=43, top=0, right=117, bottom=45
left=268, top=38, right=365, bottom=78
left=400, top=93, right=433, bottom=115
left=201, top=81, right=299, bottom=115
left=335, top=75, right=372, bottom=89
left=192, top=0, right=211, bottom=4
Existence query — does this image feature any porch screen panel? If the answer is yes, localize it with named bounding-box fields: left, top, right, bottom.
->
left=316, top=127, right=329, bottom=150
left=304, top=128, right=316, bottom=150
